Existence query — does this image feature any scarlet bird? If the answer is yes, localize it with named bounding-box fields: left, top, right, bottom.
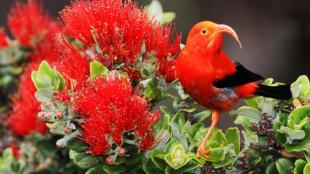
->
left=175, top=21, right=291, bottom=158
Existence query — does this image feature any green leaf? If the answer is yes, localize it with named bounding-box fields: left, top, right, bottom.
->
left=159, top=114, right=171, bottom=131
left=273, top=113, right=288, bottom=130
left=284, top=135, right=310, bottom=153
left=69, top=150, right=98, bottom=169
left=140, top=62, right=156, bottom=78
left=90, top=60, right=109, bottom=80
left=150, top=150, right=167, bottom=170
left=172, top=113, right=186, bottom=128
left=31, top=72, right=40, bottom=89
left=225, top=127, right=240, bottom=153
left=46, top=121, right=67, bottom=135
left=291, top=75, right=310, bottom=100
left=275, top=132, right=287, bottom=145
left=263, top=78, right=274, bottom=85
left=192, top=127, right=208, bottom=147
left=234, top=116, right=251, bottom=131
left=244, top=97, right=260, bottom=108
left=145, top=0, right=163, bottom=22
left=278, top=126, right=305, bottom=143
left=144, top=79, right=162, bottom=100
left=275, top=158, right=292, bottom=174
left=56, top=131, right=80, bottom=148
left=102, top=164, right=127, bottom=174
left=287, top=106, right=310, bottom=128
left=207, top=147, right=225, bottom=163
left=124, top=152, right=144, bottom=167
left=154, top=130, right=170, bottom=152
left=205, top=128, right=228, bottom=149
left=261, top=102, right=276, bottom=117
left=0, top=148, right=22, bottom=174
left=86, top=167, right=107, bottom=174
left=170, top=121, right=188, bottom=150
left=31, top=61, right=66, bottom=91
left=188, top=123, right=203, bottom=139
left=35, top=73, right=52, bottom=88
left=66, top=138, right=88, bottom=153
left=294, top=159, right=307, bottom=174
left=230, top=106, right=261, bottom=123
left=192, top=110, right=211, bottom=123
left=38, top=60, right=55, bottom=78
left=34, top=88, right=53, bottom=103
left=161, top=12, right=176, bottom=24
left=165, top=143, right=192, bottom=170
left=173, top=159, right=202, bottom=173
left=165, top=166, right=173, bottom=174
left=304, top=163, right=310, bottom=174
left=56, top=72, right=66, bottom=90
left=179, top=108, right=197, bottom=113
left=213, top=153, right=234, bottom=169
left=145, top=0, right=176, bottom=25
left=143, top=159, right=164, bottom=174
left=266, top=162, right=278, bottom=174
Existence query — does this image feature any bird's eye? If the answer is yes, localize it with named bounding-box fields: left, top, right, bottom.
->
left=201, top=28, right=208, bottom=35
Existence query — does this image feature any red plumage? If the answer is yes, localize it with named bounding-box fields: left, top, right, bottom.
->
left=176, top=21, right=257, bottom=111
left=175, top=21, right=261, bottom=158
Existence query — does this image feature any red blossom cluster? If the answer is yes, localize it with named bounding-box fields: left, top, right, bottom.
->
left=60, top=0, right=149, bottom=66
left=0, top=28, right=8, bottom=47
left=59, top=0, right=181, bottom=81
left=145, top=25, right=181, bottom=82
left=51, top=39, right=90, bottom=89
left=8, top=64, right=46, bottom=136
left=7, top=0, right=58, bottom=48
left=9, top=144, right=20, bottom=159
left=74, top=73, right=160, bottom=155
left=6, top=0, right=61, bottom=136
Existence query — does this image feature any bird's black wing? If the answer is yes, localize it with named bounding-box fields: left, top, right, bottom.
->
left=214, top=61, right=264, bottom=88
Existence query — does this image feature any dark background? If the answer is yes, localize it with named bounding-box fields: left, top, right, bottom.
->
left=1, top=0, right=310, bottom=128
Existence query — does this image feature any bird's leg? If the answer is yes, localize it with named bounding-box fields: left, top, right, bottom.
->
left=197, top=111, right=221, bottom=158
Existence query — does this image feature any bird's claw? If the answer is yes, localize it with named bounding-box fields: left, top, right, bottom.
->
left=196, top=145, right=210, bottom=159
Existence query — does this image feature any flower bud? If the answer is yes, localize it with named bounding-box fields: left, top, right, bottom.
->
left=105, top=156, right=114, bottom=165
left=56, top=111, right=64, bottom=119
left=71, top=106, right=79, bottom=113
left=43, top=102, right=51, bottom=108
left=38, top=112, right=51, bottom=121
left=118, top=148, right=126, bottom=156
left=63, top=127, right=71, bottom=134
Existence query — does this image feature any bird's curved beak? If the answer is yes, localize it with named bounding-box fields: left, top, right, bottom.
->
left=211, top=24, right=242, bottom=48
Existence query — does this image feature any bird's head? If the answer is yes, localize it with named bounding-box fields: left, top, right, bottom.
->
left=186, top=21, right=241, bottom=53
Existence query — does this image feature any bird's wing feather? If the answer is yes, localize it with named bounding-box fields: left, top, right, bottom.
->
left=213, top=61, right=264, bottom=88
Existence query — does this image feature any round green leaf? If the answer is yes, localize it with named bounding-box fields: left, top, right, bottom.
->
left=276, top=158, right=292, bottom=174
left=34, top=88, right=53, bottom=103
left=294, top=159, right=307, bottom=174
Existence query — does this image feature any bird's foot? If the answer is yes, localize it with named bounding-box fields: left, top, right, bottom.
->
left=196, top=144, right=210, bottom=159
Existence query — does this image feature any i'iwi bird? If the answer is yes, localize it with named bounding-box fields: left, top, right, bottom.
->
left=175, top=21, right=292, bottom=158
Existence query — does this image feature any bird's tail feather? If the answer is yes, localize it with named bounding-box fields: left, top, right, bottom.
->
left=254, top=84, right=292, bottom=100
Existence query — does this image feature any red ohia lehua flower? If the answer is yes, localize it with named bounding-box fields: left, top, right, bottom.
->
left=9, top=144, right=20, bottom=159
left=51, top=38, right=90, bottom=89
left=7, top=0, right=61, bottom=137
left=74, top=73, right=160, bottom=156
left=59, top=0, right=181, bottom=81
left=7, top=0, right=60, bottom=51
left=8, top=63, right=46, bottom=136
left=145, top=25, right=182, bottom=82
left=0, top=28, right=8, bottom=47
